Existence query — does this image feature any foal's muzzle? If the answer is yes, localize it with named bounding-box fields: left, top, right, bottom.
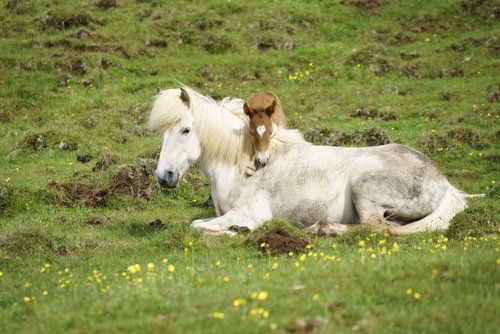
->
left=157, top=170, right=179, bottom=188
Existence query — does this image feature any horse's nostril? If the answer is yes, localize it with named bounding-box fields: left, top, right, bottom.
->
left=167, top=171, right=174, bottom=178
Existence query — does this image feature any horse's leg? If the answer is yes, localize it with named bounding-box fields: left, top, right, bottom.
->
left=350, top=187, right=401, bottom=231
left=304, top=221, right=353, bottom=236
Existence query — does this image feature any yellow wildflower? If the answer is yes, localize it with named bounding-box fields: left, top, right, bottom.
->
left=212, top=312, right=225, bottom=319
left=147, top=263, right=155, bottom=270
left=42, top=291, right=48, bottom=296
left=312, top=293, right=320, bottom=301
left=263, top=310, right=270, bottom=318
left=23, top=296, right=31, bottom=303
left=270, top=323, right=278, bottom=330
left=271, top=263, right=279, bottom=270
left=168, top=264, right=175, bottom=272
left=258, top=291, right=268, bottom=301
left=358, top=240, right=365, bottom=247
left=215, top=260, right=221, bottom=268
left=233, top=298, right=246, bottom=307
left=414, top=292, right=421, bottom=300
left=406, top=288, right=412, bottom=295
left=162, top=258, right=168, bottom=264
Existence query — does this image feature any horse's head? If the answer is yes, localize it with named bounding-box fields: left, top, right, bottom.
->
left=151, top=88, right=201, bottom=188
left=244, top=92, right=277, bottom=167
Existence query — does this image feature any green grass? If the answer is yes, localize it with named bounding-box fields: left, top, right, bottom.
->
left=0, top=0, right=499, bottom=332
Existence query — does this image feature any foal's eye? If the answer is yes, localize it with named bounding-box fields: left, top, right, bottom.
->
left=181, top=127, right=191, bottom=135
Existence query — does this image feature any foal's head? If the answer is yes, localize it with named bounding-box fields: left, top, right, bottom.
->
left=243, top=92, right=278, bottom=167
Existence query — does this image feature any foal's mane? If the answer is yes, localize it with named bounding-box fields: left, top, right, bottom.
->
left=149, top=86, right=308, bottom=173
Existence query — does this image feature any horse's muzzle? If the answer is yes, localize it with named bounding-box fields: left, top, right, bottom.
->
left=157, top=170, right=179, bottom=188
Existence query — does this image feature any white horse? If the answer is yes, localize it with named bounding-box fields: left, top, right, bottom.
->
left=149, top=87, right=479, bottom=236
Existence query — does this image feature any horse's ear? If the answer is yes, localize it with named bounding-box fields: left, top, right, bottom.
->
left=243, top=102, right=252, bottom=116
left=180, top=88, right=190, bottom=107
left=265, top=99, right=276, bottom=116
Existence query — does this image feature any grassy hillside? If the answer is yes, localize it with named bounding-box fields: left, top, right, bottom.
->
left=0, top=0, right=498, bottom=333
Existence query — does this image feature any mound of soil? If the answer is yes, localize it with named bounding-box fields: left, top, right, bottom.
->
left=35, top=11, right=93, bottom=30
left=149, top=219, right=165, bottom=229
left=305, top=126, right=391, bottom=147
left=77, top=154, right=93, bottom=163
left=84, top=215, right=109, bottom=226
left=257, top=228, right=308, bottom=255
left=341, top=0, right=386, bottom=12
left=96, top=0, right=117, bottom=9
left=106, top=159, right=158, bottom=198
left=22, top=131, right=78, bottom=151
left=48, top=181, right=108, bottom=208
left=92, top=152, right=119, bottom=171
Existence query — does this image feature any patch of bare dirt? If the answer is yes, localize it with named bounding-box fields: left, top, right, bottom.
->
left=305, top=126, right=391, bottom=146
left=447, top=126, right=484, bottom=149
left=351, top=107, right=396, bottom=120
left=257, top=228, right=309, bottom=255
left=399, top=50, right=421, bottom=60
left=35, top=11, right=93, bottom=30
left=346, top=46, right=391, bottom=75
left=84, top=215, right=109, bottom=226
left=0, top=112, right=11, bottom=123
left=49, top=159, right=158, bottom=208
left=77, top=154, right=93, bottom=163
left=48, top=181, right=108, bottom=208
left=22, top=130, right=79, bottom=151
left=96, top=0, right=117, bottom=9
left=92, top=152, right=119, bottom=172
left=486, top=83, right=499, bottom=102
left=145, top=39, right=168, bottom=48
left=149, top=219, right=165, bottom=229
left=285, top=316, right=328, bottom=334
left=341, top=0, right=387, bottom=12
left=106, top=159, right=158, bottom=198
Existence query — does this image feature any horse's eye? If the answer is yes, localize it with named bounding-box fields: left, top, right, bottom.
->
left=182, top=127, right=191, bottom=135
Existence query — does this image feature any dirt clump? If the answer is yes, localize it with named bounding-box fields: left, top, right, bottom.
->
left=257, top=228, right=309, bottom=255
left=35, top=11, right=93, bottom=30
left=351, top=107, right=396, bottom=120
left=67, top=58, right=86, bottom=75
left=22, top=130, right=78, bottom=151
left=84, top=215, right=109, bottom=226
left=145, top=39, right=168, bottom=48
left=0, top=112, right=11, bottom=123
left=149, top=219, right=165, bottom=229
left=96, top=0, right=117, bottom=9
left=341, top=0, right=386, bottom=12
left=0, top=185, right=9, bottom=213
left=447, top=126, right=484, bottom=149
left=77, top=154, right=93, bottom=163
left=48, top=181, right=108, bottom=207
left=305, top=126, right=391, bottom=146
left=106, top=159, right=158, bottom=198
left=92, top=152, right=119, bottom=171
left=486, top=83, right=499, bottom=102
left=399, top=50, right=421, bottom=60
left=229, top=225, right=251, bottom=234
left=346, top=46, right=391, bottom=75
left=351, top=107, right=378, bottom=118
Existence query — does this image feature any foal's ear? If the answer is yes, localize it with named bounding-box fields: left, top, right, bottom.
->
left=265, top=99, right=276, bottom=116
left=243, top=102, right=252, bottom=116
left=180, top=88, right=190, bottom=107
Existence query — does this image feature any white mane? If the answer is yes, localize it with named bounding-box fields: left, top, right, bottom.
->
left=149, top=86, right=309, bottom=173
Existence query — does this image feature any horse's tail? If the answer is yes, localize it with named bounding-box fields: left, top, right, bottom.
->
left=389, top=185, right=483, bottom=236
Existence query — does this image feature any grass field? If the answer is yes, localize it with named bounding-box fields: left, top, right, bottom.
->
left=0, top=0, right=499, bottom=332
